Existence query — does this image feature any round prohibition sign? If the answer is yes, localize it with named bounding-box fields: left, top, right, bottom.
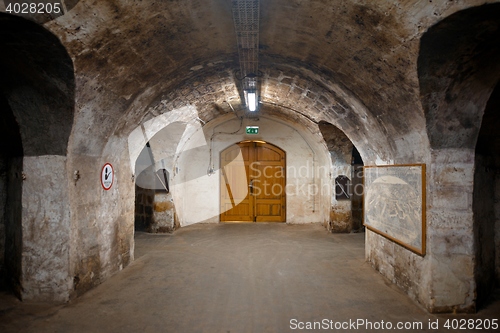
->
left=101, top=163, right=114, bottom=190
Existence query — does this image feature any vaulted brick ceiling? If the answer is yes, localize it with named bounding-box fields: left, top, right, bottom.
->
left=5, top=0, right=500, bottom=162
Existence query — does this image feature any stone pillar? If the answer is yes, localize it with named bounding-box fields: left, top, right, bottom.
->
left=152, top=192, right=177, bottom=233
left=21, top=156, right=72, bottom=302
left=366, top=149, right=478, bottom=313
left=426, top=149, right=476, bottom=313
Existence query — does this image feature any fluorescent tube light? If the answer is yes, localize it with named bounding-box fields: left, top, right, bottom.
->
left=247, top=91, right=257, bottom=111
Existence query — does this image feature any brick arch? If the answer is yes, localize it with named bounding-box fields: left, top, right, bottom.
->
left=418, top=3, right=500, bottom=150
left=119, top=61, right=402, bottom=165
left=0, top=13, right=75, bottom=302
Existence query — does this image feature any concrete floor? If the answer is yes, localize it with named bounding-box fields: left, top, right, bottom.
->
left=1, top=223, right=499, bottom=333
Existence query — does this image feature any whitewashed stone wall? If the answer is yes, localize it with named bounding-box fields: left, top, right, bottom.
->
left=173, top=115, right=331, bottom=225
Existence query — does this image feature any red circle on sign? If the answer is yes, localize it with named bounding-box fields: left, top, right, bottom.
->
left=101, top=163, right=114, bottom=190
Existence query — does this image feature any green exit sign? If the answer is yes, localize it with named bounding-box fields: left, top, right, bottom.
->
left=246, top=126, right=259, bottom=135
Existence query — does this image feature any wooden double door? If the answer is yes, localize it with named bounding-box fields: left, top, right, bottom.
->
left=220, top=141, right=286, bottom=222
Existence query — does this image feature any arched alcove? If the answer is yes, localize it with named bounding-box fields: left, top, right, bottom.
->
left=172, top=112, right=331, bottom=226
left=0, top=13, right=75, bottom=301
left=418, top=3, right=500, bottom=150
left=418, top=3, right=500, bottom=312
left=0, top=93, right=23, bottom=297
left=0, top=13, right=75, bottom=156
left=133, top=121, right=188, bottom=233
left=474, top=80, right=500, bottom=309
left=220, top=141, right=286, bottom=223
left=318, top=121, right=364, bottom=233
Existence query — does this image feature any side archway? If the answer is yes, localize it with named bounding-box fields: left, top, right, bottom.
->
left=418, top=3, right=500, bottom=312
left=0, top=13, right=75, bottom=301
left=220, top=141, right=286, bottom=223
left=473, top=81, right=500, bottom=309
left=318, top=121, right=364, bottom=233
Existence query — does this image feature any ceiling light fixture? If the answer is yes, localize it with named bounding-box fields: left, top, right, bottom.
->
left=246, top=90, right=257, bottom=112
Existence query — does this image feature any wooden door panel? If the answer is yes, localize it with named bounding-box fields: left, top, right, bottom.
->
left=256, top=144, right=282, bottom=161
left=220, top=143, right=253, bottom=222
left=224, top=164, right=248, bottom=200
left=221, top=203, right=252, bottom=221
left=255, top=203, right=283, bottom=222
left=220, top=141, right=285, bottom=222
left=254, top=143, right=285, bottom=222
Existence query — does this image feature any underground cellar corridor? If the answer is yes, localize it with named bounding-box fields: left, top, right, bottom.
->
left=1, top=1, right=500, bottom=332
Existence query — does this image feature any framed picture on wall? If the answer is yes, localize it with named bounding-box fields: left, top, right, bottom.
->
left=363, top=164, right=426, bottom=256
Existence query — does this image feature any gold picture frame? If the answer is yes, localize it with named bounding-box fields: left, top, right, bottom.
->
left=363, top=164, right=426, bottom=256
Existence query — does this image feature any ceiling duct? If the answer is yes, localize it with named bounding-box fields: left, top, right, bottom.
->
left=232, top=0, right=260, bottom=111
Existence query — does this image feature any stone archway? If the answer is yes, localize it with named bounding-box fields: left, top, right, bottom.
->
left=0, top=13, right=75, bottom=301
left=318, top=121, right=364, bottom=233
left=220, top=141, right=286, bottom=223
left=473, top=81, right=500, bottom=309
left=418, top=3, right=500, bottom=312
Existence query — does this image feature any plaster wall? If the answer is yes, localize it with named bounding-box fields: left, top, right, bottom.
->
left=66, top=139, right=134, bottom=298
left=127, top=106, right=199, bottom=177
left=66, top=153, right=106, bottom=297
left=99, top=138, right=135, bottom=279
left=173, top=115, right=331, bottom=226
left=21, top=155, right=72, bottom=302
